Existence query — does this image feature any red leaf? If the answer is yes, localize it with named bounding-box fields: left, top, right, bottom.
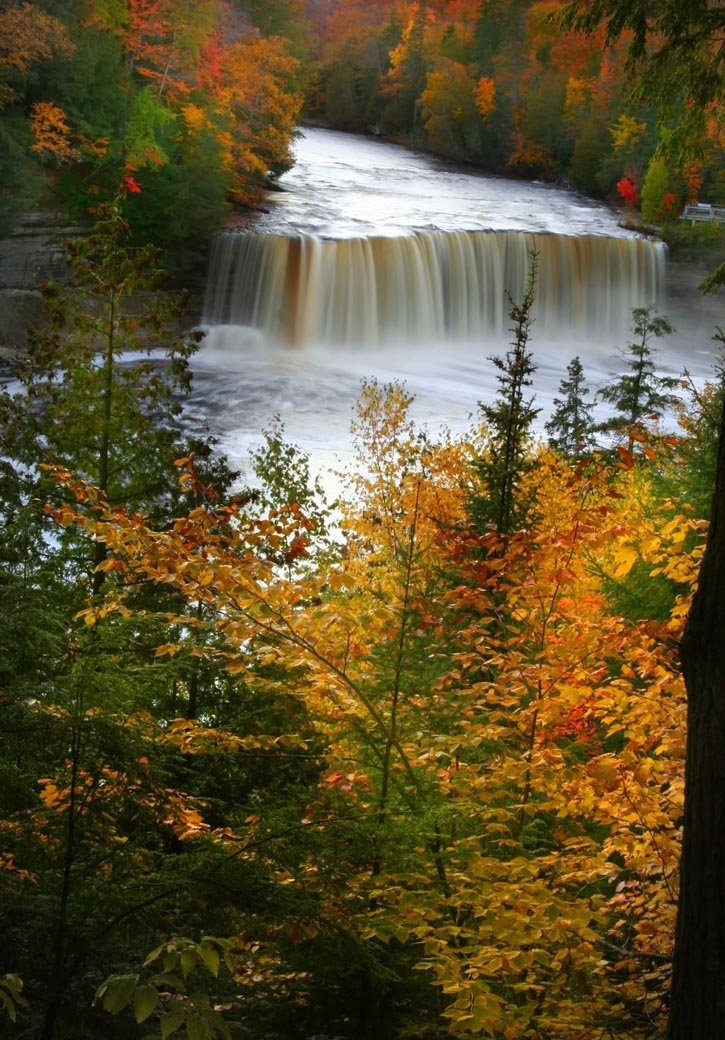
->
left=122, top=174, right=142, bottom=194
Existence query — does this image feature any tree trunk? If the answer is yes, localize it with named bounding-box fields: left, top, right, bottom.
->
left=668, top=400, right=725, bottom=1037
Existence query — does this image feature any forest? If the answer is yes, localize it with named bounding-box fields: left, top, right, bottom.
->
left=0, top=216, right=722, bottom=1039
left=1, top=1, right=725, bottom=1039
left=1, top=0, right=724, bottom=268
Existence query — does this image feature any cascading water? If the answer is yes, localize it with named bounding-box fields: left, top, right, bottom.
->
left=203, top=228, right=665, bottom=348
left=189, top=128, right=716, bottom=481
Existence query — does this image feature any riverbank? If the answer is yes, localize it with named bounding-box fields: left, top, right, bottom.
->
left=0, top=208, right=206, bottom=355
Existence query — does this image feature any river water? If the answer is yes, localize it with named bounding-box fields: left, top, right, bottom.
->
left=187, top=128, right=722, bottom=485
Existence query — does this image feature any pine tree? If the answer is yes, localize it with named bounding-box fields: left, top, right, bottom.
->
left=0, top=192, right=209, bottom=592
left=546, top=355, right=596, bottom=458
left=598, top=307, right=677, bottom=441
left=472, top=0, right=509, bottom=75
left=673, top=342, right=725, bottom=518
left=471, top=252, right=541, bottom=534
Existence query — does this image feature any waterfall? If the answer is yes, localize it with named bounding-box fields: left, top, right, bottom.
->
left=203, top=229, right=665, bottom=348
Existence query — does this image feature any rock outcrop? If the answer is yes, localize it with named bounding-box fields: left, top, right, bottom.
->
left=0, top=210, right=86, bottom=354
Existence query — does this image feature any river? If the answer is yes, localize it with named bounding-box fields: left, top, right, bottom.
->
left=187, top=128, right=722, bottom=485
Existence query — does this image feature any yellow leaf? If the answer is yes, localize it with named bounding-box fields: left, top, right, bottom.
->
left=612, top=544, right=638, bottom=579
left=155, top=644, right=180, bottom=657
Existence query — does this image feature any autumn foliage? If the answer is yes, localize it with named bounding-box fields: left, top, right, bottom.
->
left=0, top=0, right=303, bottom=254
left=0, top=1, right=723, bottom=1034
left=304, top=0, right=723, bottom=206
left=3, top=0, right=725, bottom=245
left=617, top=176, right=640, bottom=205
left=0, top=203, right=711, bottom=1036
left=0, top=344, right=710, bottom=1037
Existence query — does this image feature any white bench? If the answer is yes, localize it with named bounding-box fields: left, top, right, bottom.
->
left=681, top=203, right=725, bottom=224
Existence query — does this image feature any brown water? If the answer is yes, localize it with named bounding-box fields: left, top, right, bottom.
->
left=187, top=128, right=722, bottom=483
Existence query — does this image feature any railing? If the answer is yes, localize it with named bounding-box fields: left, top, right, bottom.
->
left=681, top=203, right=725, bottom=224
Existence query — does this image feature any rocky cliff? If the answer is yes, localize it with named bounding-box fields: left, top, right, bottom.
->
left=0, top=210, right=86, bottom=356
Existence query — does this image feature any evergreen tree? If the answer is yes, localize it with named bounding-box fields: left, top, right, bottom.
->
left=0, top=187, right=240, bottom=714
left=0, top=192, right=201, bottom=598
left=471, top=253, right=541, bottom=534
left=597, top=306, right=677, bottom=440
left=673, top=342, right=725, bottom=517
left=546, top=355, right=596, bottom=458
left=472, top=0, right=509, bottom=75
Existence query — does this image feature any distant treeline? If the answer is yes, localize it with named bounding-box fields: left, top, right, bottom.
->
left=2, top=0, right=723, bottom=271
left=302, top=0, right=724, bottom=219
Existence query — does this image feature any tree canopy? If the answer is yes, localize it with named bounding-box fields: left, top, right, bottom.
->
left=0, top=0, right=304, bottom=265
left=2, top=0, right=724, bottom=262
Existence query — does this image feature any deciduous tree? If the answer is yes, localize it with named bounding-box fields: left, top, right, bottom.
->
left=419, top=59, right=482, bottom=158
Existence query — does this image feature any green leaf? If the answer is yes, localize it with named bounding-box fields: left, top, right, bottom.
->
left=160, top=1009, right=186, bottom=1039
left=134, top=985, right=158, bottom=1024
left=1, top=975, right=23, bottom=999
left=102, top=974, right=140, bottom=1015
left=143, top=943, right=167, bottom=968
left=180, top=948, right=197, bottom=979
left=197, top=943, right=220, bottom=977
left=186, top=1015, right=206, bottom=1040
left=0, top=990, right=16, bottom=1022
left=149, top=973, right=186, bottom=993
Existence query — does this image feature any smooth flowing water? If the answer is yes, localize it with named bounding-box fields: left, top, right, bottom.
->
left=188, top=128, right=722, bottom=482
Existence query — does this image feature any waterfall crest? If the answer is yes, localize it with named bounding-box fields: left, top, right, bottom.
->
left=203, top=229, right=665, bottom=348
